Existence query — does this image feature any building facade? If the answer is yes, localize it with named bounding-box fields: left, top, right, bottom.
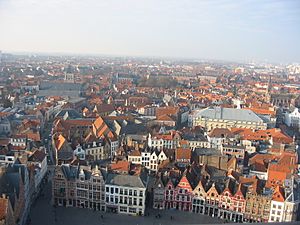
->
left=189, top=107, right=267, bottom=131
left=52, top=165, right=106, bottom=211
left=105, top=173, right=147, bottom=215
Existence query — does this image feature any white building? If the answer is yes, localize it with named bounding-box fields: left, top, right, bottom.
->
left=109, top=138, right=119, bottom=158
left=285, top=108, right=300, bottom=130
left=0, top=154, right=15, bottom=164
left=149, top=149, right=168, bottom=172
left=84, top=140, right=110, bottom=161
left=268, top=186, right=300, bottom=223
left=0, top=118, right=11, bottom=135
left=129, top=148, right=168, bottom=172
left=10, top=135, right=27, bottom=147
left=128, top=149, right=142, bottom=165
left=138, top=105, right=157, bottom=116
left=147, top=132, right=180, bottom=150
left=73, top=145, right=86, bottom=160
left=105, top=173, right=148, bottom=215
left=185, top=137, right=210, bottom=150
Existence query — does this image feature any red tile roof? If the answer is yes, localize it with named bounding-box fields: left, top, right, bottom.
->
left=175, top=148, right=191, bottom=160
left=0, top=197, right=8, bottom=221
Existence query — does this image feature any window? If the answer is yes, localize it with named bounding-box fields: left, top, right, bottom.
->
left=120, top=206, right=127, bottom=212
left=129, top=198, right=132, bottom=205
left=129, top=207, right=136, bottom=213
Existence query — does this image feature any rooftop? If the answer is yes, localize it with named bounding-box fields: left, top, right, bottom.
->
left=193, top=107, right=263, bottom=123
left=106, top=173, right=147, bottom=188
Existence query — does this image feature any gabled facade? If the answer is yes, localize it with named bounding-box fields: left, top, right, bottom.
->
left=205, top=183, right=221, bottom=217
left=152, top=175, right=165, bottom=210
left=164, top=179, right=176, bottom=209
left=269, top=186, right=285, bottom=222
left=174, top=172, right=193, bottom=211
left=192, top=179, right=207, bottom=214
left=244, top=191, right=271, bottom=223
left=52, top=165, right=106, bottom=211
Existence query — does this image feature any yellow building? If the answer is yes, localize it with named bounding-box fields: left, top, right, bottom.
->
left=188, top=107, right=267, bottom=131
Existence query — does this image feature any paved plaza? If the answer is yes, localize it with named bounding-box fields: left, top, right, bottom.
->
left=29, top=181, right=222, bottom=225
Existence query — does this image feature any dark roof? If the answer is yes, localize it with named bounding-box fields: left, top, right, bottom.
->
left=193, top=147, right=220, bottom=156
left=0, top=165, right=25, bottom=208
left=55, top=109, right=82, bottom=119
left=105, top=173, right=147, bottom=188
left=61, top=164, right=79, bottom=180
left=28, top=149, right=46, bottom=162
left=120, top=123, right=148, bottom=135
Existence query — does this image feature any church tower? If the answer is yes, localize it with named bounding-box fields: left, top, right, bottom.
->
left=64, top=65, right=75, bottom=83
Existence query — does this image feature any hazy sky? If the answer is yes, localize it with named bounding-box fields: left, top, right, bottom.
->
left=0, top=0, right=299, bottom=62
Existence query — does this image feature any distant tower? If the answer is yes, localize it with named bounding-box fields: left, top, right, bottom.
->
left=267, top=74, right=272, bottom=94
left=64, top=65, right=75, bottom=83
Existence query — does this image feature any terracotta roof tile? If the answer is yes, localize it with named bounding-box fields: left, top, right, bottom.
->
left=175, top=148, right=191, bottom=160
left=0, top=197, right=8, bottom=221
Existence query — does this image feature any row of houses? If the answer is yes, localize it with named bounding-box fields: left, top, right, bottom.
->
left=151, top=165, right=300, bottom=223
left=52, top=161, right=300, bottom=223
left=0, top=148, right=48, bottom=225
left=52, top=164, right=148, bottom=216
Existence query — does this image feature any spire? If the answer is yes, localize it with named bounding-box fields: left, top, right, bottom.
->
left=267, top=74, right=272, bottom=94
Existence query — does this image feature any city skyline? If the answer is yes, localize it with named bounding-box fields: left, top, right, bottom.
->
left=0, top=0, right=300, bottom=63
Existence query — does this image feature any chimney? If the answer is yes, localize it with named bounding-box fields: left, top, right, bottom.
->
left=280, top=144, right=285, bottom=152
